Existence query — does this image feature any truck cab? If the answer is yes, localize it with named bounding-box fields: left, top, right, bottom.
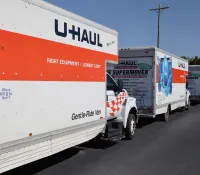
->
left=102, top=73, right=138, bottom=141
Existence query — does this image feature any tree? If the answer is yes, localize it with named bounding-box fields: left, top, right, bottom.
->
left=197, top=59, right=200, bottom=65
left=181, top=56, right=200, bottom=65
left=192, top=56, right=199, bottom=65
left=181, top=56, right=189, bottom=60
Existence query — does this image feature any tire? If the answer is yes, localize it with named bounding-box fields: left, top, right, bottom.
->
left=125, top=114, right=136, bottom=140
left=186, top=98, right=190, bottom=111
left=161, top=106, right=169, bottom=122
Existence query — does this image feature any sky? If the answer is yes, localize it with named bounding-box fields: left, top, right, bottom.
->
left=46, top=0, right=200, bottom=57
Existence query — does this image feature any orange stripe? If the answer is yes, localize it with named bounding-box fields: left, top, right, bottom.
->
left=156, top=65, right=188, bottom=83
left=156, top=65, right=159, bottom=83
left=172, top=69, right=188, bottom=83
left=0, top=29, right=117, bottom=82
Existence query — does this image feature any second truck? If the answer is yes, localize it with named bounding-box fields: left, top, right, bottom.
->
left=187, top=65, right=200, bottom=104
left=108, top=47, right=190, bottom=121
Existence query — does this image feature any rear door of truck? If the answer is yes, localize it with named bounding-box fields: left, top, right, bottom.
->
left=107, top=57, right=154, bottom=115
left=187, top=66, right=200, bottom=100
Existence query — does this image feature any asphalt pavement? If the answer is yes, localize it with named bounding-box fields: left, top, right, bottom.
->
left=4, top=104, right=200, bottom=175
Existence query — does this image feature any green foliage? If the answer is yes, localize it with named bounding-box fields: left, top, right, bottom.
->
left=181, top=56, right=200, bottom=65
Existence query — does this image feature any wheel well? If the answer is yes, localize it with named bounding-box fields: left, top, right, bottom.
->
left=168, top=104, right=172, bottom=114
left=129, top=107, right=138, bottom=123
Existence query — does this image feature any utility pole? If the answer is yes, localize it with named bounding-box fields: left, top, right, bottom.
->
left=150, top=4, right=169, bottom=48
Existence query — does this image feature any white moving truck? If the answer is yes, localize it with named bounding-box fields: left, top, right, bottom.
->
left=0, top=0, right=137, bottom=173
left=187, top=65, right=200, bottom=103
left=107, top=47, right=190, bottom=122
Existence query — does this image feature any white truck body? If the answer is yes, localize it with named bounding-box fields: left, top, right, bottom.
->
left=107, top=47, right=190, bottom=118
left=187, top=65, right=200, bottom=101
left=0, top=0, right=119, bottom=173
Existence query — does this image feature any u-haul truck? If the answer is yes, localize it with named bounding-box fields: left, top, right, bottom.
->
left=187, top=65, right=200, bottom=103
left=0, top=0, right=138, bottom=173
left=107, top=47, right=190, bottom=121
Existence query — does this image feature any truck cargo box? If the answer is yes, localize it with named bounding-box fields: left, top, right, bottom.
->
left=187, top=65, right=200, bottom=102
left=107, top=47, right=190, bottom=120
left=0, top=0, right=118, bottom=173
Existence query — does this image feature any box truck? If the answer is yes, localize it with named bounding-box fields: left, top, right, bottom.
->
left=187, top=65, right=200, bottom=103
left=0, top=0, right=138, bottom=173
left=107, top=47, right=190, bottom=121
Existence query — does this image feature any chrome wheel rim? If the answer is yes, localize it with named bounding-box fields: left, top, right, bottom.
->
left=131, top=119, right=136, bottom=135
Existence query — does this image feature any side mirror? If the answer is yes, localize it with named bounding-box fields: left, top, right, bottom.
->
left=116, top=79, right=123, bottom=92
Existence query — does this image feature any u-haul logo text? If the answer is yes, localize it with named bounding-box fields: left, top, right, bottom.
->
left=178, top=62, right=186, bottom=69
left=119, top=61, right=138, bottom=65
left=55, top=19, right=103, bottom=47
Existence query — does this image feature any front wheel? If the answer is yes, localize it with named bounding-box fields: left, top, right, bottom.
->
left=125, top=114, right=137, bottom=140
left=186, top=98, right=191, bottom=111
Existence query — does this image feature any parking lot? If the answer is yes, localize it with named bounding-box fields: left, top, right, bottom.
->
left=3, top=104, right=200, bottom=175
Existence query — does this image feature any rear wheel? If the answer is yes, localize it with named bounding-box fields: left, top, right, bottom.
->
left=161, top=106, right=169, bottom=122
left=125, top=114, right=136, bottom=140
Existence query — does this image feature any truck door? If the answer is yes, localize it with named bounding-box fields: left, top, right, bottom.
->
left=106, top=74, right=122, bottom=120
left=106, top=73, right=118, bottom=101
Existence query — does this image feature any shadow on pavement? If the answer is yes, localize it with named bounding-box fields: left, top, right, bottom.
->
left=191, top=101, right=200, bottom=106
left=136, top=106, right=189, bottom=128
left=137, top=118, right=155, bottom=129
left=79, top=137, right=117, bottom=150
left=2, top=148, right=81, bottom=175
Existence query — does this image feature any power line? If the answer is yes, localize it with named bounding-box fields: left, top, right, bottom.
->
left=150, top=4, right=169, bottom=48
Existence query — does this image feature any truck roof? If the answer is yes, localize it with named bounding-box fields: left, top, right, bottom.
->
left=119, top=46, right=156, bottom=51
left=189, top=65, right=200, bottom=67
left=119, top=46, right=188, bottom=63
left=23, top=0, right=118, bottom=36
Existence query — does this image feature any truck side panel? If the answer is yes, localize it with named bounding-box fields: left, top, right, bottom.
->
left=155, top=50, right=188, bottom=114
left=0, top=0, right=118, bottom=173
left=187, top=66, right=200, bottom=101
left=0, top=0, right=118, bottom=56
